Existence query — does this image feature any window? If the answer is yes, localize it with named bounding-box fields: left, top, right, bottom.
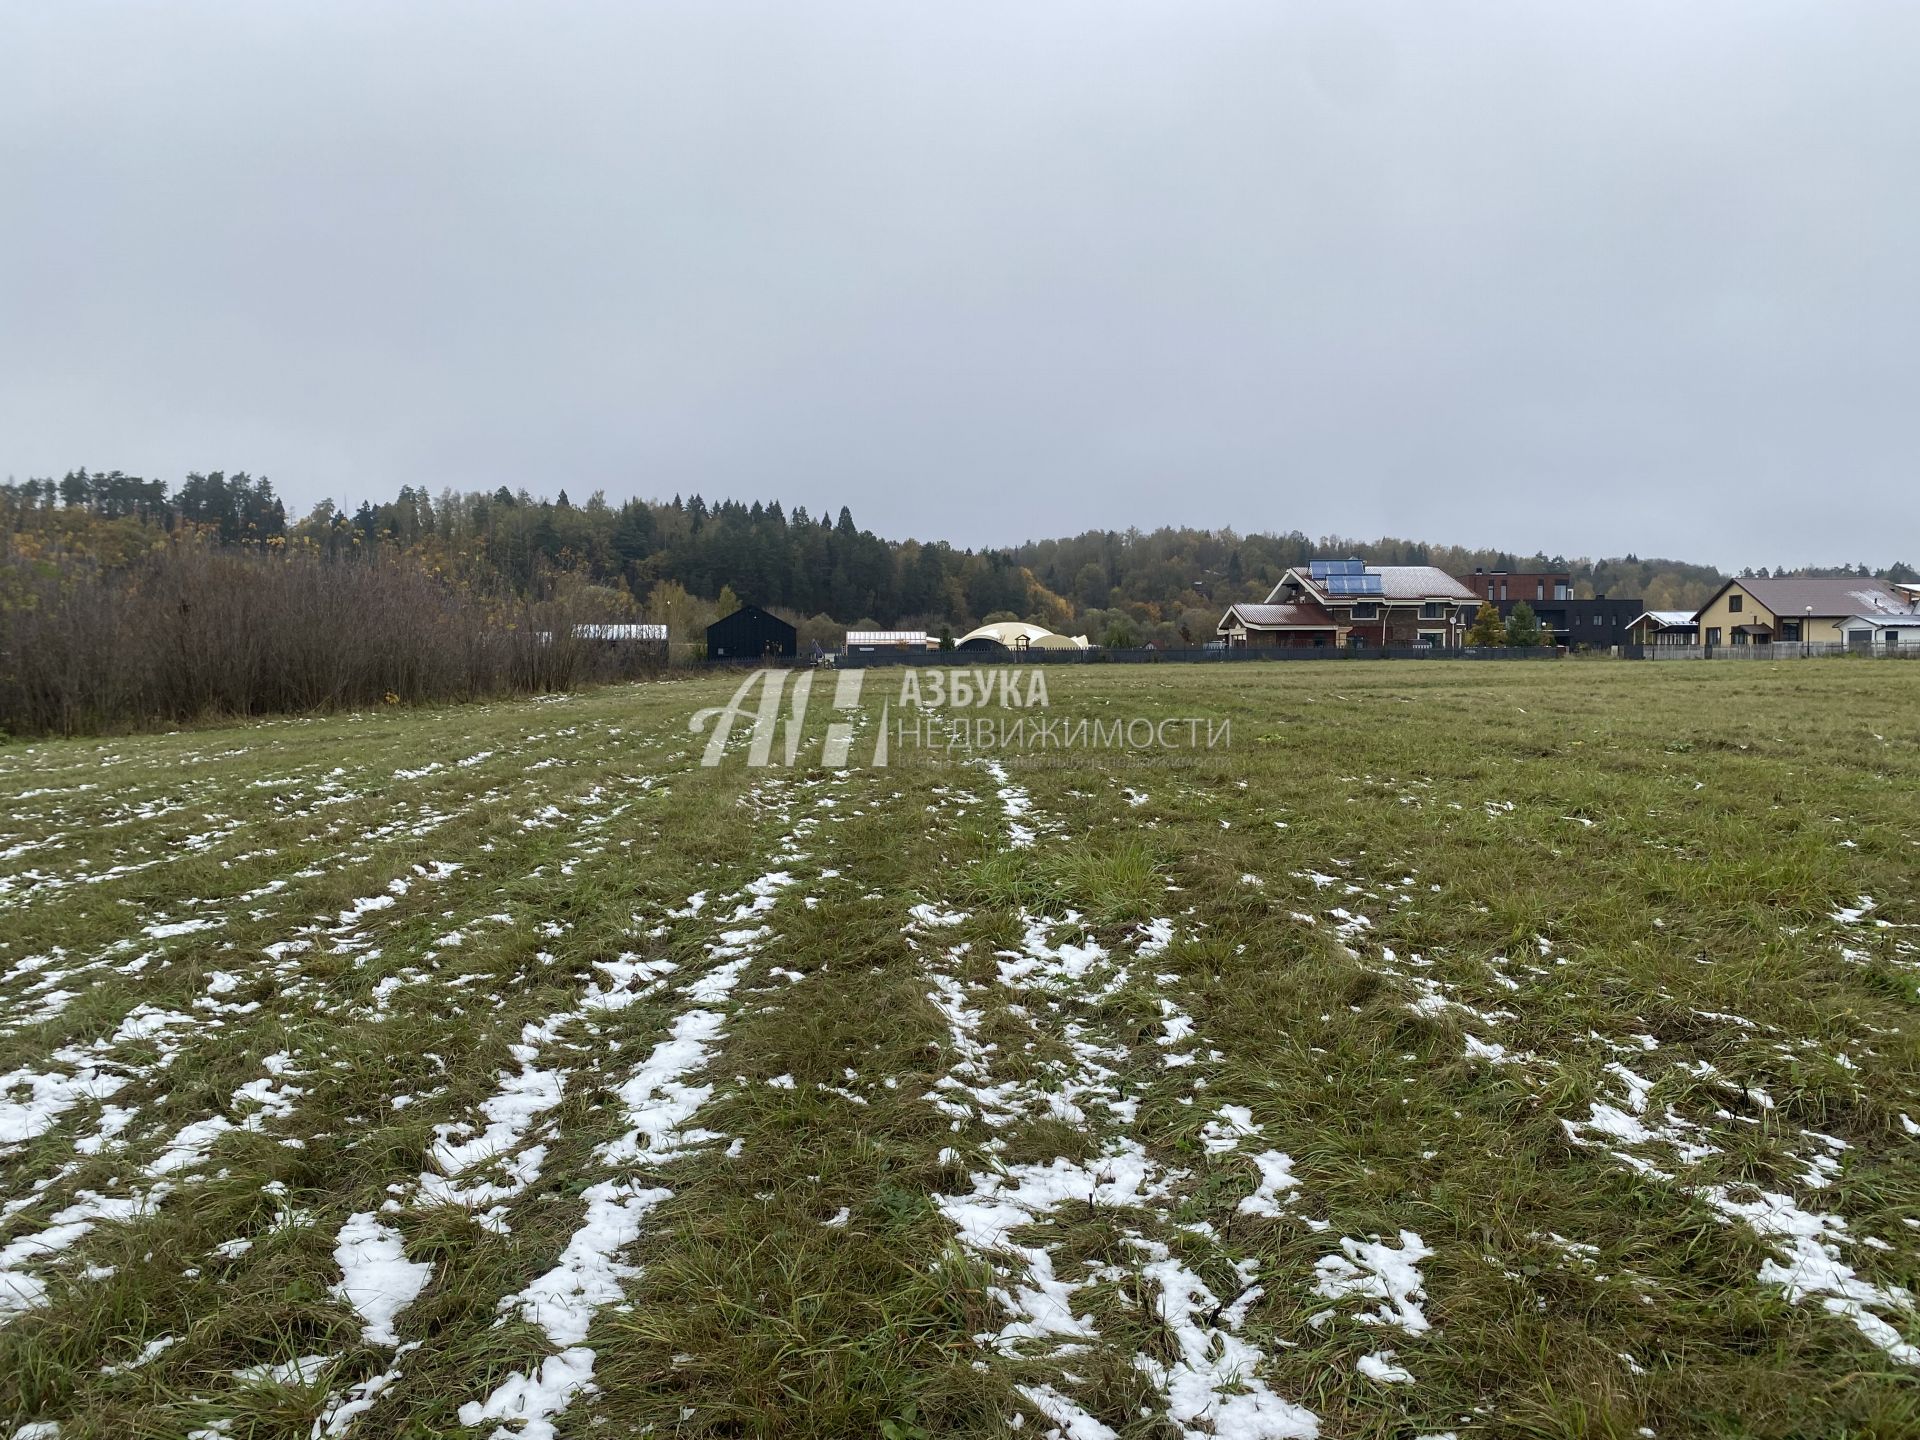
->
left=1499, top=582, right=1509, bottom=600
left=1536, top=582, right=1545, bottom=600
left=1780, top=620, right=1800, bottom=641
left=1707, top=627, right=1722, bottom=646
left=1728, top=593, right=1743, bottom=614
left=1353, top=603, right=1379, bottom=620
left=1420, top=602, right=1441, bottom=619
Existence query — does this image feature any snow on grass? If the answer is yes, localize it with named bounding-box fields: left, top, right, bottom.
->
left=463, top=819, right=807, bottom=1437
left=330, top=1213, right=433, bottom=1347
left=918, top=787, right=1318, bottom=1436
left=0, top=1065, right=125, bottom=1146
left=980, top=759, right=1036, bottom=847
left=417, top=1014, right=572, bottom=1228
left=1355, top=1349, right=1415, bottom=1384
left=1, top=1190, right=158, bottom=1316
left=1138, top=1248, right=1319, bottom=1438
left=1313, top=1231, right=1434, bottom=1336
left=1564, top=1065, right=1919, bottom=1365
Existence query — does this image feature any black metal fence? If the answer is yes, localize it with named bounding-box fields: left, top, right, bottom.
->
left=709, top=645, right=1563, bottom=671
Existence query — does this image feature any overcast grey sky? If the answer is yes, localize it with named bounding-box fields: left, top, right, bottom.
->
left=4, top=2, right=1917, bottom=567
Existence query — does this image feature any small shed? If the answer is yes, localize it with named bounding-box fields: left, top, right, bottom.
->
left=706, top=605, right=796, bottom=660
left=1627, top=611, right=1698, bottom=647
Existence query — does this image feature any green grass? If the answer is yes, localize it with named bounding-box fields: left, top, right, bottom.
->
left=1, top=660, right=1917, bottom=1439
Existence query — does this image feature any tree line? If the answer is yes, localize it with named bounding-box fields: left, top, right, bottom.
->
left=6, top=465, right=1917, bottom=733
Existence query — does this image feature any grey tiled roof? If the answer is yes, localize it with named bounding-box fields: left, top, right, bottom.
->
left=1726, top=576, right=1914, bottom=618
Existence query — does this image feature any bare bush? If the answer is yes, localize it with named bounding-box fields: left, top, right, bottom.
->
left=0, top=537, right=662, bottom=737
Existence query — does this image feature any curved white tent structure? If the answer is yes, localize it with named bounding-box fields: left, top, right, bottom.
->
left=954, top=621, right=1090, bottom=651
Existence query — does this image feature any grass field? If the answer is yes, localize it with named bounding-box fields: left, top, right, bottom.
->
left=2, top=660, right=1918, bottom=1440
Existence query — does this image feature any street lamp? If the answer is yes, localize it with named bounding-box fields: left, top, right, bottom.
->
left=1804, top=605, right=1812, bottom=659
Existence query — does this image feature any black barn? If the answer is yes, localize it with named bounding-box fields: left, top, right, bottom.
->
left=706, top=605, right=797, bottom=660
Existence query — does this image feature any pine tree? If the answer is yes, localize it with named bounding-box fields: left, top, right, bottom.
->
left=1505, top=600, right=1543, bottom=647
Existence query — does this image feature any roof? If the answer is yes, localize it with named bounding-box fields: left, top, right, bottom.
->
left=845, top=630, right=927, bottom=645
left=1271, top=564, right=1476, bottom=604
left=1837, top=612, right=1920, bottom=630
left=1635, top=611, right=1697, bottom=629
left=1219, top=602, right=1338, bottom=631
left=955, top=621, right=1090, bottom=650
left=1708, top=575, right=1914, bottom=619
left=708, top=605, right=794, bottom=632
left=573, top=623, right=666, bottom=641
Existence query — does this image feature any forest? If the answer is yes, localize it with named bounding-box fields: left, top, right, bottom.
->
left=3, top=466, right=1913, bottom=734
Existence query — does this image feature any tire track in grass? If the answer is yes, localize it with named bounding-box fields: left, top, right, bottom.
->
left=0, top=700, right=709, bottom=1429
left=916, top=762, right=1321, bottom=1439
left=0, top=737, right=687, bottom=1238
left=450, top=775, right=828, bottom=1440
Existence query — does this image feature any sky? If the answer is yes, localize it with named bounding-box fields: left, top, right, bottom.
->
left=4, top=2, right=1918, bottom=569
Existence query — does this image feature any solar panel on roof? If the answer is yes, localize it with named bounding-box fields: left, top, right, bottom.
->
left=1309, top=558, right=1366, bottom=579
left=1324, top=573, right=1383, bottom=595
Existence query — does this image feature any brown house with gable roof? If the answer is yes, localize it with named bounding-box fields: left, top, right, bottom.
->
left=1218, top=560, right=1479, bottom=649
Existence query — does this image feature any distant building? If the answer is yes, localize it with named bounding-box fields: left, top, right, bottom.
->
left=954, top=621, right=1090, bottom=652
left=1454, top=570, right=1643, bottom=648
left=536, top=623, right=668, bottom=653
left=574, top=623, right=667, bottom=643
left=1458, top=569, right=1572, bottom=604
left=706, top=605, right=796, bottom=660
left=1692, top=576, right=1914, bottom=650
left=1627, top=610, right=1699, bottom=647
left=844, top=629, right=934, bottom=654
left=1237, top=560, right=1477, bottom=648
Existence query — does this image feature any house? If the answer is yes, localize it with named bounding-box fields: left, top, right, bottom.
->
left=1549, top=598, right=1647, bottom=649
left=1454, top=569, right=1642, bottom=647
left=1458, top=569, right=1573, bottom=605
left=706, top=604, right=796, bottom=660
left=1243, top=560, right=1478, bottom=648
left=1836, top=613, right=1920, bottom=652
left=1692, top=576, right=1915, bottom=650
left=1493, top=595, right=1645, bottom=648
left=1627, top=610, right=1699, bottom=647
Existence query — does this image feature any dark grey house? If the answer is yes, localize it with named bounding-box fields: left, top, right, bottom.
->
left=705, top=605, right=796, bottom=660
left=1485, top=595, right=1645, bottom=649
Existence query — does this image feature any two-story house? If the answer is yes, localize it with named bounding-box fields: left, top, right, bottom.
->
left=1220, top=560, right=1477, bottom=648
